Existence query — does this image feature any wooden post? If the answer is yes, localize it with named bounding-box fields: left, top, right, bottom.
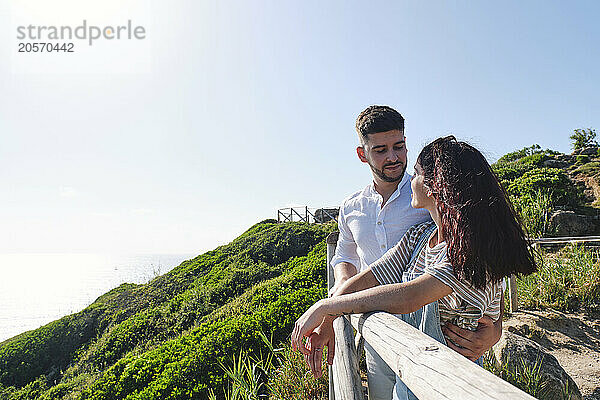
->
left=326, top=232, right=364, bottom=400
left=326, top=232, right=338, bottom=296
left=332, top=316, right=364, bottom=400
left=326, top=232, right=338, bottom=400
left=508, top=274, right=518, bottom=313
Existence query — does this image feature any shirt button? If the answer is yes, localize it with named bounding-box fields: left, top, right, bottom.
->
left=377, top=221, right=382, bottom=225
left=381, top=244, right=385, bottom=249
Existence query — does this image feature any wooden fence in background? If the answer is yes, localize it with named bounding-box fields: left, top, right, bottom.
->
left=277, top=207, right=339, bottom=224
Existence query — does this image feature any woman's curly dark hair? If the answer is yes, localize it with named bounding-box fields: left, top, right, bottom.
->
left=417, top=136, right=537, bottom=289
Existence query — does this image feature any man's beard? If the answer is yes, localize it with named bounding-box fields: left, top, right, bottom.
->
left=369, top=160, right=406, bottom=183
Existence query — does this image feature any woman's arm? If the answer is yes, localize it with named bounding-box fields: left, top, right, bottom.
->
left=291, top=273, right=452, bottom=354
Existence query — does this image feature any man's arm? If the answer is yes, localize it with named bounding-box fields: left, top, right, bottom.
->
left=330, top=262, right=358, bottom=296
left=442, top=295, right=504, bottom=361
left=329, top=204, right=362, bottom=294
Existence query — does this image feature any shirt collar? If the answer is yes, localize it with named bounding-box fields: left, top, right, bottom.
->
left=369, top=172, right=411, bottom=203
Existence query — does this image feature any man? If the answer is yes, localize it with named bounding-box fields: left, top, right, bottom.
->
left=312, top=105, right=503, bottom=400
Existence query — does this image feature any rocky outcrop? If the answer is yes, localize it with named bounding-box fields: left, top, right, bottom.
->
left=314, top=208, right=339, bottom=223
left=573, top=146, right=599, bottom=156
left=544, top=159, right=571, bottom=169
left=492, top=331, right=582, bottom=400
left=550, top=210, right=599, bottom=236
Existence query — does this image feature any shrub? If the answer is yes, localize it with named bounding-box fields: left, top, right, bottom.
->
left=508, top=168, right=581, bottom=206
left=492, top=163, right=532, bottom=182
left=496, top=144, right=543, bottom=164
left=570, top=128, right=597, bottom=151
left=510, top=190, right=553, bottom=238
left=517, top=153, right=549, bottom=167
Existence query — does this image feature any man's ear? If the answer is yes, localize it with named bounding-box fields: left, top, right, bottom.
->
left=357, top=146, right=368, bottom=163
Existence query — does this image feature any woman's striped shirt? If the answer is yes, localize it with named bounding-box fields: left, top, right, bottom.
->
left=370, top=221, right=503, bottom=331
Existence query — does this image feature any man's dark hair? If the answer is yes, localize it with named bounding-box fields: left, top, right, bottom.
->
left=355, top=105, right=405, bottom=144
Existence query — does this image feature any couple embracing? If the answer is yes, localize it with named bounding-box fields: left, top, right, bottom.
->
left=291, top=105, right=537, bottom=400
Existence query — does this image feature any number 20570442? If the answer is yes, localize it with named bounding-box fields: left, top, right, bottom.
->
left=18, top=42, right=74, bottom=52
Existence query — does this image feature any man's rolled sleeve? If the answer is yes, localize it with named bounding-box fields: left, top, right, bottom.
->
left=330, top=208, right=361, bottom=270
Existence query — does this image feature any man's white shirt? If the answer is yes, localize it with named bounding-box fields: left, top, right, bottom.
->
left=331, top=172, right=431, bottom=272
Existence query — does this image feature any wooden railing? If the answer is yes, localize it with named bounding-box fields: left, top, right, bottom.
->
left=529, top=235, right=600, bottom=246
left=325, top=232, right=538, bottom=400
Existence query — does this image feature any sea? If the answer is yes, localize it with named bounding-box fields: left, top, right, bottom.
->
left=0, top=253, right=195, bottom=343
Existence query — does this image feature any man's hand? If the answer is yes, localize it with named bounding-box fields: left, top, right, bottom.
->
left=303, top=322, right=335, bottom=378
left=442, top=315, right=502, bottom=361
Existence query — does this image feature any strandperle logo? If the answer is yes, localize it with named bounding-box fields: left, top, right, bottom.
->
left=16, top=20, right=146, bottom=46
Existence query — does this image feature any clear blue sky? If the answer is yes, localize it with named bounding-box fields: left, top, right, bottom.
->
left=1, top=0, right=598, bottom=253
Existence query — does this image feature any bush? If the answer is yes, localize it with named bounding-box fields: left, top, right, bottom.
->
left=492, top=163, right=532, bottom=182
left=508, top=168, right=581, bottom=207
left=496, top=144, right=543, bottom=164
left=518, top=153, right=549, bottom=167
left=510, top=190, right=553, bottom=238
left=496, top=145, right=559, bottom=165
left=570, top=128, right=597, bottom=151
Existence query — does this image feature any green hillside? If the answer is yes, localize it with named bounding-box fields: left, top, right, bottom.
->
left=0, top=221, right=334, bottom=399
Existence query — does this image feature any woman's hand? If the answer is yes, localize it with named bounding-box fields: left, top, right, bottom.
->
left=291, top=299, right=332, bottom=354
left=304, top=320, right=336, bottom=378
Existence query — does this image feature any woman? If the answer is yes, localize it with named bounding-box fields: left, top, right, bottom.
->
left=291, top=136, right=537, bottom=396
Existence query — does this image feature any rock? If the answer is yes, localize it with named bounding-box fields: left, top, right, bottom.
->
left=550, top=210, right=598, bottom=236
left=544, top=159, right=570, bottom=168
left=492, top=331, right=582, bottom=400
left=558, top=154, right=575, bottom=162
left=580, top=147, right=599, bottom=156
left=314, top=208, right=339, bottom=223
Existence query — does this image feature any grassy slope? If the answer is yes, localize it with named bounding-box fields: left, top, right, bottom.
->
left=0, top=220, right=334, bottom=399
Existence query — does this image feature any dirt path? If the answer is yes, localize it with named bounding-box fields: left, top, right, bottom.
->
left=504, top=309, right=600, bottom=400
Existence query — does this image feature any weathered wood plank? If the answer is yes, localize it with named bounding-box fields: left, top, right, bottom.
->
left=332, top=316, right=364, bottom=400
left=327, top=231, right=364, bottom=400
left=326, top=232, right=338, bottom=400
left=350, top=312, right=535, bottom=400
left=529, top=236, right=600, bottom=244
